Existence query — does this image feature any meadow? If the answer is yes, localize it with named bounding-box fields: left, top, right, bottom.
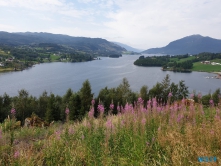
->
left=0, top=97, right=220, bottom=166
left=193, top=61, right=221, bottom=72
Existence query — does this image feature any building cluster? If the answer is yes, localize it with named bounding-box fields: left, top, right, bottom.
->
left=201, top=61, right=221, bottom=65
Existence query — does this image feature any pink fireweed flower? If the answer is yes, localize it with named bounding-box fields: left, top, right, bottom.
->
left=14, top=151, right=19, bottom=158
left=88, top=107, right=94, bottom=118
left=152, top=98, right=157, bottom=109
left=91, top=99, right=95, bottom=105
left=168, top=92, right=173, bottom=98
left=11, top=108, right=16, bottom=116
left=117, top=105, right=120, bottom=112
left=65, top=107, right=70, bottom=115
left=98, top=104, right=104, bottom=114
left=138, top=97, right=144, bottom=104
left=190, top=93, right=194, bottom=99
left=210, top=99, right=214, bottom=106
left=109, top=103, right=114, bottom=110
left=106, top=119, right=113, bottom=129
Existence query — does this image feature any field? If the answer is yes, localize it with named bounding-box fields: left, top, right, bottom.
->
left=1, top=98, right=221, bottom=165
left=193, top=61, right=221, bottom=72
left=0, top=67, right=14, bottom=72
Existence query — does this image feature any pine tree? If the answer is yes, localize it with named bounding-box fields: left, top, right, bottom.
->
left=79, top=80, right=93, bottom=119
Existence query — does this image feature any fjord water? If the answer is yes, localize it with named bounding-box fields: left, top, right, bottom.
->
left=0, top=55, right=220, bottom=97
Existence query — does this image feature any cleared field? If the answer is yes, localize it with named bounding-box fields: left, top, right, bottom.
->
left=192, top=62, right=221, bottom=72
left=0, top=67, right=14, bottom=72
left=50, top=54, right=60, bottom=61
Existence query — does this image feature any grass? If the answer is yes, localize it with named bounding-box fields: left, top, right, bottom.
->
left=192, top=62, right=221, bottom=72
left=50, top=54, right=60, bottom=61
left=0, top=67, right=14, bottom=72
left=0, top=49, right=9, bottom=56
left=1, top=98, right=221, bottom=165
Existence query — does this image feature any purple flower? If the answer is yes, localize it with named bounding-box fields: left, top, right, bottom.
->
left=106, top=119, right=113, bottom=129
left=210, top=99, right=214, bottom=105
left=109, top=103, right=114, bottom=110
left=91, top=99, right=95, bottom=105
left=138, top=97, right=144, bottom=104
left=198, top=93, right=202, bottom=99
left=14, top=151, right=19, bottom=158
left=190, top=93, right=194, bottom=99
left=98, top=104, right=104, bottom=114
left=117, top=105, right=120, bottom=112
left=168, top=92, right=173, bottom=98
left=11, top=108, right=16, bottom=115
left=88, top=107, right=94, bottom=118
left=65, top=108, right=70, bottom=115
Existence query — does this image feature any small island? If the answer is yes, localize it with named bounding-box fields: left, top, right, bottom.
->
left=109, top=54, right=122, bottom=58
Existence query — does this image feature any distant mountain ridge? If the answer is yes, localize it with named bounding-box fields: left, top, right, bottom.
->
left=142, top=35, right=221, bottom=54
left=0, top=31, right=126, bottom=56
left=112, top=42, right=143, bottom=52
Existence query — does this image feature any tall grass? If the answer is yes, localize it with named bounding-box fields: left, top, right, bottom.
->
left=0, top=97, right=220, bottom=165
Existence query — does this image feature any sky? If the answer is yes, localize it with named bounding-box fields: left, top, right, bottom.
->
left=0, top=0, right=221, bottom=50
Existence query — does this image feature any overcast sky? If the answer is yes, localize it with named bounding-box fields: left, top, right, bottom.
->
left=0, top=0, right=221, bottom=49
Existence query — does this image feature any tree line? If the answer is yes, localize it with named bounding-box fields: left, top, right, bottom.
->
left=0, top=75, right=220, bottom=124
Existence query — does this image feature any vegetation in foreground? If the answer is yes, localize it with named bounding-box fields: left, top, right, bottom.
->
left=0, top=95, right=221, bottom=165
left=0, top=75, right=220, bottom=165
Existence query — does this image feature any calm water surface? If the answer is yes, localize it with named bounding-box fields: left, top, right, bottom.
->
left=0, top=55, right=220, bottom=97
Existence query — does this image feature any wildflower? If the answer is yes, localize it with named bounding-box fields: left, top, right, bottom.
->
left=14, top=151, right=19, bottom=158
left=106, top=119, right=113, bottom=129
left=198, top=93, right=202, bottom=99
left=210, top=99, right=214, bottom=105
left=109, top=103, right=114, bottom=110
left=98, top=104, right=104, bottom=114
left=138, top=97, right=144, bottom=104
left=117, top=105, right=120, bottom=112
left=168, top=92, right=173, bottom=98
left=91, top=99, right=95, bottom=105
left=190, top=93, right=194, bottom=99
left=88, top=107, right=94, bottom=118
left=65, top=107, right=70, bottom=115
left=11, top=108, right=16, bottom=116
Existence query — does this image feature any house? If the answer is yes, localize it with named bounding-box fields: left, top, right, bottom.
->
left=201, top=61, right=210, bottom=64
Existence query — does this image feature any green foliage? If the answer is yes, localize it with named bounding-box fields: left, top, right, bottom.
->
left=79, top=80, right=93, bottom=119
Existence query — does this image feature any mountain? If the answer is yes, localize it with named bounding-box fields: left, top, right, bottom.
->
left=112, top=42, right=143, bottom=52
left=0, top=31, right=126, bottom=56
left=142, top=35, right=221, bottom=55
